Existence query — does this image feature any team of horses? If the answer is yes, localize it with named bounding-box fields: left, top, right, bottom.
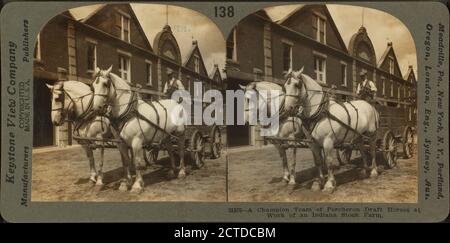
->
left=240, top=68, right=380, bottom=193
left=48, top=65, right=379, bottom=194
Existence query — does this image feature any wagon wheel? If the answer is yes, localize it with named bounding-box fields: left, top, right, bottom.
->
left=382, top=131, right=397, bottom=168
left=189, top=130, right=205, bottom=169
left=402, top=126, right=415, bottom=159
left=336, top=148, right=352, bottom=165
left=144, top=148, right=159, bottom=166
left=210, top=126, right=222, bottom=159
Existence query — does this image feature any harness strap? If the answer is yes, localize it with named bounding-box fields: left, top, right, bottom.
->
left=348, top=102, right=360, bottom=142
left=147, top=101, right=162, bottom=146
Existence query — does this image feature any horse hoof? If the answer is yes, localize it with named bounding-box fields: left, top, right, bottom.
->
left=130, top=187, right=143, bottom=194
left=95, top=178, right=104, bottom=186
left=288, top=179, right=296, bottom=185
left=89, top=176, right=97, bottom=184
left=282, top=176, right=290, bottom=183
left=178, top=170, right=186, bottom=179
left=322, top=180, right=336, bottom=194
left=118, top=182, right=128, bottom=192
left=311, top=181, right=321, bottom=191
left=370, top=169, right=379, bottom=178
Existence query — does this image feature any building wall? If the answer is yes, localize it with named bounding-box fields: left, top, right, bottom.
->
left=282, top=5, right=346, bottom=52
left=235, top=15, right=266, bottom=76
left=33, top=5, right=223, bottom=148
left=38, top=15, right=69, bottom=75
left=85, top=5, right=149, bottom=50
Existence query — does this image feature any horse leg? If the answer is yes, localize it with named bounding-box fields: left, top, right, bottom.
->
left=275, top=143, right=289, bottom=183
left=164, top=141, right=177, bottom=179
left=130, top=139, right=145, bottom=194
left=310, top=144, right=325, bottom=191
left=95, top=147, right=105, bottom=187
left=358, top=143, right=370, bottom=178
left=287, top=148, right=297, bottom=185
left=118, top=144, right=132, bottom=191
left=83, top=145, right=97, bottom=184
left=322, top=137, right=337, bottom=193
left=369, top=139, right=378, bottom=178
left=177, top=133, right=186, bottom=179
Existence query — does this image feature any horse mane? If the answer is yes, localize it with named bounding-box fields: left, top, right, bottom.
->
left=63, top=80, right=92, bottom=96
left=109, top=72, right=132, bottom=89
left=300, top=73, right=322, bottom=91
left=254, top=81, right=283, bottom=92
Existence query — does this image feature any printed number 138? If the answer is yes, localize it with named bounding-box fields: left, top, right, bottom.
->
left=215, top=6, right=234, bottom=17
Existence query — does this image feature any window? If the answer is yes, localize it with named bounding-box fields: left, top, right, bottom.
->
left=381, top=77, right=386, bottom=96
left=340, top=63, right=347, bottom=86
left=86, top=42, right=97, bottom=72
left=313, top=14, right=326, bottom=44
left=146, top=60, right=152, bottom=86
left=314, top=56, right=326, bottom=83
left=120, top=14, right=130, bottom=42
left=398, top=83, right=401, bottom=99
left=390, top=80, right=394, bottom=97
left=34, top=33, right=41, bottom=60
left=282, top=42, right=292, bottom=72
left=409, top=107, right=413, bottom=121
left=389, top=56, right=395, bottom=75
left=194, top=55, right=200, bottom=73
left=118, top=55, right=131, bottom=81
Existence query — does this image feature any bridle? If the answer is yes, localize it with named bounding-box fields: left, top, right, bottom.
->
left=50, top=82, right=75, bottom=123
left=92, top=71, right=115, bottom=100
left=50, top=81, right=94, bottom=124
left=282, top=74, right=308, bottom=115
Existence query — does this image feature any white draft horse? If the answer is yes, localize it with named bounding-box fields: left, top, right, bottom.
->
left=91, top=67, right=187, bottom=194
left=46, top=80, right=130, bottom=188
left=283, top=68, right=379, bottom=193
left=239, top=81, right=303, bottom=185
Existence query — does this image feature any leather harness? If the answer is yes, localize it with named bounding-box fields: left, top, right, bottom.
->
left=286, top=77, right=374, bottom=148
left=97, top=76, right=177, bottom=148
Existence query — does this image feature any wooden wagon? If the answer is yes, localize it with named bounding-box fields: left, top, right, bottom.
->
left=265, top=95, right=416, bottom=169
left=336, top=101, right=416, bottom=168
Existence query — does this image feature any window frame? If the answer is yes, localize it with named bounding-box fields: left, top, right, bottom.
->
left=194, top=55, right=200, bottom=74
left=313, top=51, right=327, bottom=83
left=86, top=38, right=97, bottom=73
left=145, top=60, right=153, bottom=86
left=340, top=61, right=347, bottom=87
left=390, top=79, right=394, bottom=97
left=282, top=39, right=293, bottom=73
left=119, top=13, right=131, bottom=43
left=389, top=56, right=395, bottom=75
left=313, top=13, right=327, bottom=44
left=117, top=50, right=131, bottom=82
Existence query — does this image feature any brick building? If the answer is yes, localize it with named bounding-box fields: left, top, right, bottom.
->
left=225, top=5, right=417, bottom=147
left=33, top=4, right=223, bottom=147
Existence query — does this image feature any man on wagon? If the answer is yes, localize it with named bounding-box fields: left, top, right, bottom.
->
left=163, top=69, right=185, bottom=99
left=356, top=70, right=377, bottom=103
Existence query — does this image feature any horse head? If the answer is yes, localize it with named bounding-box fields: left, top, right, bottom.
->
left=283, top=67, right=305, bottom=113
left=91, top=66, right=114, bottom=113
left=46, top=81, right=70, bottom=126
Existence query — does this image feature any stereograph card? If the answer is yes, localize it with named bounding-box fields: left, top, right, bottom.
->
left=0, top=1, right=448, bottom=223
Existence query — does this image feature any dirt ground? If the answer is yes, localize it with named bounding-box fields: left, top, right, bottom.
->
left=32, top=145, right=417, bottom=203
left=32, top=147, right=226, bottom=201
left=228, top=146, right=418, bottom=203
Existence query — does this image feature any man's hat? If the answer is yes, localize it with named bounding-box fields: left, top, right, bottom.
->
left=359, top=70, right=367, bottom=76
left=167, top=69, right=174, bottom=76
